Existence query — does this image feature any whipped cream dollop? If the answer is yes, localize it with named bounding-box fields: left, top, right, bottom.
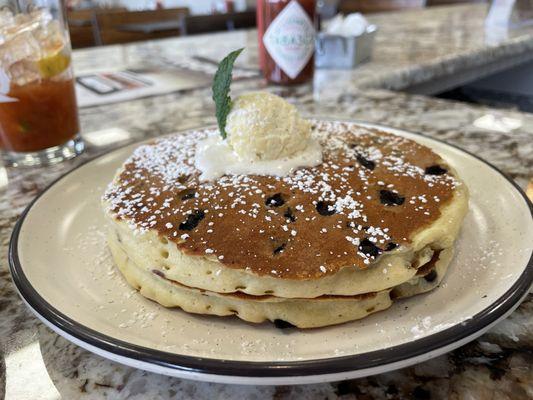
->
left=195, top=133, right=322, bottom=181
left=195, top=91, right=322, bottom=181
left=226, top=92, right=312, bottom=161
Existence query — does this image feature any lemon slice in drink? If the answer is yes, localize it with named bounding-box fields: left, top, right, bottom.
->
left=38, top=50, right=71, bottom=79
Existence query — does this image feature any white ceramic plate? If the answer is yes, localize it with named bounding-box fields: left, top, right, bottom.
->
left=9, top=122, right=533, bottom=385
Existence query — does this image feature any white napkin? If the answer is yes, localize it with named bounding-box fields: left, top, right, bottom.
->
left=326, top=13, right=370, bottom=37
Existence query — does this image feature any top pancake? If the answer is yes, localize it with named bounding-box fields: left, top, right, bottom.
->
left=103, top=121, right=461, bottom=280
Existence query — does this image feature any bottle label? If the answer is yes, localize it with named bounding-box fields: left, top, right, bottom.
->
left=263, top=0, right=315, bottom=79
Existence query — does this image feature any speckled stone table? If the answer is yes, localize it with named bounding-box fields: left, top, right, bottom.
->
left=1, top=4, right=532, bottom=400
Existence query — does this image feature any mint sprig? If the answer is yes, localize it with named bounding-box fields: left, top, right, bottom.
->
left=212, top=48, right=244, bottom=140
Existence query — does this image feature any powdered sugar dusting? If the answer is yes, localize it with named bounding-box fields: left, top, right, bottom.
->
left=103, top=120, right=461, bottom=278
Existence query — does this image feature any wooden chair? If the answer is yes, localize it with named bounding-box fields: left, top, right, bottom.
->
left=95, top=8, right=189, bottom=45
left=67, top=9, right=98, bottom=48
left=68, top=7, right=129, bottom=48
left=183, top=11, right=256, bottom=35
left=339, top=0, right=426, bottom=14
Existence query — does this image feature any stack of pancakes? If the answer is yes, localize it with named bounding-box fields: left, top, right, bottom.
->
left=103, top=121, right=468, bottom=328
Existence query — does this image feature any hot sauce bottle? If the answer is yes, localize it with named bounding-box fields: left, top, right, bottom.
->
left=257, top=0, right=316, bottom=85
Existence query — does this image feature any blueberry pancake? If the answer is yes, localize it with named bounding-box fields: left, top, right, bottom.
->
left=103, top=120, right=468, bottom=327
left=107, top=233, right=454, bottom=328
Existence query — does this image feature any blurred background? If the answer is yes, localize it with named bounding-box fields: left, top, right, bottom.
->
left=62, top=0, right=533, bottom=113
left=64, top=0, right=490, bottom=48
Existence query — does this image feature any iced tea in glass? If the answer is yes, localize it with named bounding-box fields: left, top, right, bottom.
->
left=0, top=1, right=83, bottom=167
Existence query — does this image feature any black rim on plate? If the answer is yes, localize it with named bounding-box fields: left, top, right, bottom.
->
left=8, top=122, right=533, bottom=378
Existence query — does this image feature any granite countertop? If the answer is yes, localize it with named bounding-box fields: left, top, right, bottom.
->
left=1, top=4, right=532, bottom=400
left=73, top=4, right=533, bottom=94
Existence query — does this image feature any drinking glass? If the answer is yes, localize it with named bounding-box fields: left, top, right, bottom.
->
left=0, top=0, right=83, bottom=167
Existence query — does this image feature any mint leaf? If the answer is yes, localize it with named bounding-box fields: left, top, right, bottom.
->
left=212, top=48, right=244, bottom=140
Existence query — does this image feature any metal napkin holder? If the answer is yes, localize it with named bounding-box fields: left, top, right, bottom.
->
left=315, top=25, right=377, bottom=69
